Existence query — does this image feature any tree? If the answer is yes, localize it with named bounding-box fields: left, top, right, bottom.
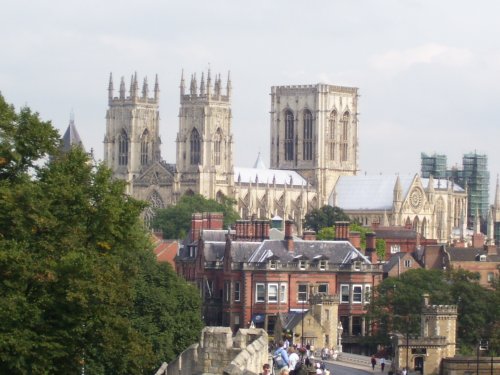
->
left=152, top=193, right=239, bottom=239
left=303, top=205, right=349, bottom=232
left=0, top=95, right=203, bottom=374
left=366, top=268, right=499, bottom=355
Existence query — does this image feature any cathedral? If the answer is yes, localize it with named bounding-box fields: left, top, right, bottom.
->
left=103, top=71, right=359, bottom=231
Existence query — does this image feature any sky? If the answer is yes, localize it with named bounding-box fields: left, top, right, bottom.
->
left=1, top=0, right=500, bottom=200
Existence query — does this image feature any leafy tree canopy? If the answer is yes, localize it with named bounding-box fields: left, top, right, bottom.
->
left=366, top=268, right=499, bottom=355
left=152, top=193, right=239, bottom=239
left=303, top=205, right=349, bottom=232
left=0, top=94, right=203, bottom=374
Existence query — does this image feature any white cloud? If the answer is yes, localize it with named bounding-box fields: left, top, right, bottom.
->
left=370, top=43, right=473, bottom=72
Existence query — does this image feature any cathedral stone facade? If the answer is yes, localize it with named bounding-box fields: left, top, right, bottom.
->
left=103, top=71, right=359, bottom=230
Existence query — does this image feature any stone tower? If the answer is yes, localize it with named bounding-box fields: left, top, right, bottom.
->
left=270, top=84, right=359, bottom=205
left=103, top=72, right=161, bottom=193
left=176, top=70, right=234, bottom=199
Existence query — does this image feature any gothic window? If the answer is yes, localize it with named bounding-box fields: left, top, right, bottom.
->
left=329, top=110, right=336, bottom=160
left=140, top=129, right=149, bottom=166
left=284, top=110, right=294, bottom=161
left=143, top=190, right=164, bottom=228
left=118, top=130, right=128, bottom=166
left=340, top=112, right=350, bottom=161
left=214, top=128, right=222, bottom=166
left=436, top=198, right=445, bottom=240
left=190, top=128, right=201, bottom=165
left=303, top=110, right=313, bottom=161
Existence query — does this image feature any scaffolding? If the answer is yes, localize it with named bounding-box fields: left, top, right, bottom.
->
left=421, top=153, right=448, bottom=179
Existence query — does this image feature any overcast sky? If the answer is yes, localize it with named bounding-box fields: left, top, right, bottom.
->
left=2, top=0, right=499, bottom=200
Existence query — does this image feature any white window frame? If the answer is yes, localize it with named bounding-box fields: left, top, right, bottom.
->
left=225, top=281, right=230, bottom=302
left=298, top=284, right=308, bottom=303
left=487, top=272, right=494, bottom=282
left=234, top=281, right=241, bottom=302
left=280, top=283, right=287, bottom=303
left=353, top=261, right=361, bottom=271
left=391, top=244, right=400, bottom=254
left=352, top=284, right=363, bottom=304
left=256, top=283, right=265, bottom=303
left=268, top=283, right=278, bottom=303
left=404, top=259, right=412, bottom=268
left=340, top=284, right=350, bottom=303
left=319, top=260, right=327, bottom=270
left=234, top=315, right=240, bottom=325
left=299, top=260, right=307, bottom=270
left=269, top=259, right=277, bottom=269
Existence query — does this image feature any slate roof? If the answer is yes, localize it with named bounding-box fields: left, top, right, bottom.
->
left=279, top=311, right=306, bottom=330
left=245, top=239, right=370, bottom=265
left=447, top=247, right=500, bottom=262
left=202, top=242, right=227, bottom=262
left=61, top=118, right=84, bottom=152
left=234, top=167, right=308, bottom=187
left=334, top=175, right=465, bottom=211
left=374, top=227, right=418, bottom=240
left=201, top=230, right=227, bottom=242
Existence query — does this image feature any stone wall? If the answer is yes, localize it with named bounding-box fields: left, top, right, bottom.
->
left=156, top=327, right=268, bottom=375
left=441, top=356, right=500, bottom=375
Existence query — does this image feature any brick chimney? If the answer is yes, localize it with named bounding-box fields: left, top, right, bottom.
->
left=366, top=232, right=376, bottom=251
left=302, top=230, right=316, bottom=241
left=208, top=212, right=223, bottom=230
left=263, top=221, right=270, bottom=240
left=349, top=231, right=361, bottom=249
left=335, top=221, right=350, bottom=240
left=472, top=233, right=485, bottom=248
left=285, top=220, right=294, bottom=252
left=485, top=244, right=497, bottom=256
left=191, top=213, right=203, bottom=242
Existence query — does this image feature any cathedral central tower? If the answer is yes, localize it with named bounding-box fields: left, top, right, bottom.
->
left=270, top=84, right=359, bottom=205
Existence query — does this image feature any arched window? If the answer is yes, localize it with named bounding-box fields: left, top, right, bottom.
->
left=118, top=130, right=128, bottom=166
left=340, top=112, right=350, bottom=161
left=303, top=110, right=313, bottom=161
left=284, top=110, right=294, bottom=161
left=143, top=190, right=165, bottom=228
left=436, top=198, right=445, bottom=240
left=190, top=128, right=200, bottom=165
left=328, top=110, right=337, bottom=160
left=140, top=129, right=149, bottom=166
left=214, top=128, right=222, bottom=166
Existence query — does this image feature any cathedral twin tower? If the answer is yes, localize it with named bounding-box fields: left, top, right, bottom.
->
left=104, top=70, right=359, bottom=227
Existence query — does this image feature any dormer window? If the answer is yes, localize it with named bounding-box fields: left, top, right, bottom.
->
left=319, top=260, right=327, bottom=270
left=269, top=259, right=277, bottom=269
left=299, top=260, right=307, bottom=270
left=353, top=261, right=361, bottom=271
left=479, top=254, right=487, bottom=262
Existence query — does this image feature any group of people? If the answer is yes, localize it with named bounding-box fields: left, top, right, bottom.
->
left=370, top=355, right=386, bottom=372
left=266, top=341, right=331, bottom=375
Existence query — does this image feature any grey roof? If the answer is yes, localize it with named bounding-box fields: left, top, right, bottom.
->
left=201, top=230, right=227, bottom=242
left=230, top=242, right=262, bottom=262
left=374, top=227, right=418, bottom=240
left=279, top=311, right=306, bottom=330
left=245, top=239, right=370, bottom=265
left=447, top=247, right=500, bottom=262
left=203, top=242, right=227, bottom=262
left=253, top=152, right=267, bottom=169
left=61, top=118, right=84, bottom=152
left=334, top=174, right=464, bottom=211
left=234, top=166, right=308, bottom=187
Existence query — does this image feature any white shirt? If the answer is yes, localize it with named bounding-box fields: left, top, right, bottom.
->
left=288, top=353, right=300, bottom=370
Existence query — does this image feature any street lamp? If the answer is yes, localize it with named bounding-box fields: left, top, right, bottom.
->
left=337, top=321, right=344, bottom=352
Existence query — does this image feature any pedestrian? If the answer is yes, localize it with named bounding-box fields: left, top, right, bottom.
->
left=288, top=347, right=300, bottom=372
left=260, top=363, right=272, bottom=375
left=274, top=341, right=290, bottom=371
left=371, top=355, right=376, bottom=370
left=380, top=357, right=386, bottom=372
left=401, top=367, right=407, bottom=375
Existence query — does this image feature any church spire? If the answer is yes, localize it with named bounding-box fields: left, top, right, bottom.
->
left=393, top=175, right=402, bottom=202
left=200, top=72, right=205, bottom=96
left=494, top=174, right=500, bottom=222
left=180, top=70, right=185, bottom=98
left=108, top=73, right=114, bottom=103
left=226, top=71, right=232, bottom=98
left=154, top=74, right=160, bottom=101
left=206, top=69, right=212, bottom=97
left=487, top=207, right=494, bottom=244
left=475, top=208, right=481, bottom=234
left=119, top=76, right=126, bottom=99
left=142, top=77, right=149, bottom=99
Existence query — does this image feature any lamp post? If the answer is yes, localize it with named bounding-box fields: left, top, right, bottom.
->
left=337, top=321, right=344, bottom=353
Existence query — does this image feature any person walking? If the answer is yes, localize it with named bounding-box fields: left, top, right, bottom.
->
left=380, top=357, right=386, bottom=372
left=371, top=355, right=377, bottom=371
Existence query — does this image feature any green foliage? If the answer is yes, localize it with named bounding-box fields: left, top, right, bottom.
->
left=349, top=222, right=368, bottom=248
left=152, top=193, right=239, bottom=239
left=304, top=205, right=349, bottom=232
left=366, top=268, right=499, bottom=355
left=316, top=227, right=336, bottom=240
left=375, top=239, right=386, bottom=259
left=0, top=95, right=203, bottom=374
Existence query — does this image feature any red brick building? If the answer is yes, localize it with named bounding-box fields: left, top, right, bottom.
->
left=176, top=214, right=384, bottom=352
